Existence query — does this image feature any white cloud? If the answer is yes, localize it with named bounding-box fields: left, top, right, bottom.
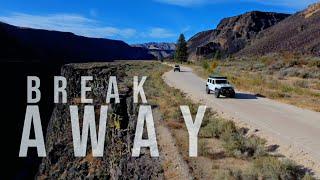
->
left=0, top=12, right=178, bottom=41
left=154, top=0, right=318, bottom=8
left=154, top=0, right=210, bottom=7
left=246, top=0, right=319, bottom=8
left=182, top=26, right=191, bottom=33
left=0, top=12, right=136, bottom=39
left=148, top=28, right=176, bottom=38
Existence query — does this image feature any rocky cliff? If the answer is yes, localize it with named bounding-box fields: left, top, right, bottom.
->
left=187, top=11, right=290, bottom=60
left=238, top=3, right=320, bottom=56
left=37, top=63, right=163, bottom=179
left=132, top=42, right=176, bottom=60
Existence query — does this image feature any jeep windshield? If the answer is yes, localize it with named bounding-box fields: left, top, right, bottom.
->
left=215, top=80, right=228, bottom=84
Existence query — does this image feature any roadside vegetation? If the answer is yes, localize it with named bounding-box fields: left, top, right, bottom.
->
left=126, top=61, right=315, bottom=179
left=188, top=53, right=320, bottom=112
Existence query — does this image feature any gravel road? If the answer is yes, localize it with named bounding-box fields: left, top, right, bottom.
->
left=163, top=65, right=320, bottom=175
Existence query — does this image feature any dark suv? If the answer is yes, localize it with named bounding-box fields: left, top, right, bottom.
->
left=174, top=65, right=180, bottom=72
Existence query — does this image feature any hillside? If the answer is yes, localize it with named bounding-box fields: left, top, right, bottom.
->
left=187, top=11, right=290, bottom=60
left=132, top=42, right=176, bottom=60
left=0, top=22, right=154, bottom=62
left=238, top=3, right=320, bottom=56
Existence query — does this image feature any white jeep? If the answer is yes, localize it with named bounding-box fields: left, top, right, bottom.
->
left=206, top=76, right=236, bottom=98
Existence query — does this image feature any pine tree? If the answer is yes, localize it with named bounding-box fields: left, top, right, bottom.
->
left=174, top=34, right=188, bottom=63
left=214, top=50, right=221, bottom=60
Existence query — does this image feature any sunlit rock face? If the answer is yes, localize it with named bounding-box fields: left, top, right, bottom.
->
left=187, top=11, right=290, bottom=60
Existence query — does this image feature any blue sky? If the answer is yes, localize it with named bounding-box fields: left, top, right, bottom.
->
left=0, top=0, right=318, bottom=44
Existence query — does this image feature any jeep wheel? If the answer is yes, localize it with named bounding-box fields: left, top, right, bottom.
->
left=206, top=86, right=210, bottom=94
left=215, top=89, right=220, bottom=98
left=229, top=91, right=236, bottom=98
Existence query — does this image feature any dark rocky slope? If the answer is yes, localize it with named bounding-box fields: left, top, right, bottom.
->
left=0, top=22, right=154, bottom=62
left=238, top=3, right=320, bottom=56
left=187, top=11, right=290, bottom=60
left=0, top=22, right=155, bottom=179
left=0, top=62, right=62, bottom=180
left=37, top=63, right=163, bottom=179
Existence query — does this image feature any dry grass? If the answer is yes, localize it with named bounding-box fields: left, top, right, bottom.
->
left=188, top=55, right=320, bottom=112
left=126, top=61, right=313, bottom=179
left=134, top=62, right=254, bottom=178
left=304, top=3, right=320, bottom=18
left=165, top=121, right=184, bottom=129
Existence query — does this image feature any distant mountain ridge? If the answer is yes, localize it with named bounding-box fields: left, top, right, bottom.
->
left=132, top=42, right=176, bottom=60
left=132, top=42, right=176, bottom=50
left=0, top=22, right=155, bottom=62
left=238, top=2, right=320, bottom=56
left=187, top=11, right=290, bottom=60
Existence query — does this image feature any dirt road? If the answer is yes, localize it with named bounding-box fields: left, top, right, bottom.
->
left=163, top=65, right=320, bottom=174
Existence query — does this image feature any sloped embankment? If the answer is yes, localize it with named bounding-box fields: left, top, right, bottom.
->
left=238, top=2, right=320, bottom=56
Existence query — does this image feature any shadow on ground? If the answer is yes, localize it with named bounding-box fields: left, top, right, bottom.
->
left=216, top=93, right=258, bottom=99
left=235, top=93, right=258, bottom=100
left=179, top=70, right=192, bottom=72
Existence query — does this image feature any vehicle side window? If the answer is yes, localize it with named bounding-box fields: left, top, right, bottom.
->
left=212, top=80, right=215, bottom=84
left=208, top=79, right=210, bottom=82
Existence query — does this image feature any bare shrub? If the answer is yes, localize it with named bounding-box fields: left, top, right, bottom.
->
left=293, top=80, right=309, bottom=88
left=278, top=67, right=315, bottom=79
left=199, top=139, right=210, bottom=156
left=221, top=130, right=267, bottom=158
left=248, top=157, right=305, bottom=179
left=308, top=59, right=320, bottom=68
left=214, top=169, right=242, bottom=180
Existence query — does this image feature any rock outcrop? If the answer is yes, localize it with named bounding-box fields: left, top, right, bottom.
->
left=238, top=2, right=320, bottom=56
left=187, top=11, right=290, bottom=60
left=37, top=63, right=163, bottom=179
left=132, top=42, right=176, bottom=60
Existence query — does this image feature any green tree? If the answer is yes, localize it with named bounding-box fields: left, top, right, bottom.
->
left=174, top=34, right=188, bottom=63
left=214, top=50, right=221, bottom=60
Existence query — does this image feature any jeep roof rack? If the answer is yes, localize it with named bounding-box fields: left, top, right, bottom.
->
left=209, top=75, right=227, bottom=79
